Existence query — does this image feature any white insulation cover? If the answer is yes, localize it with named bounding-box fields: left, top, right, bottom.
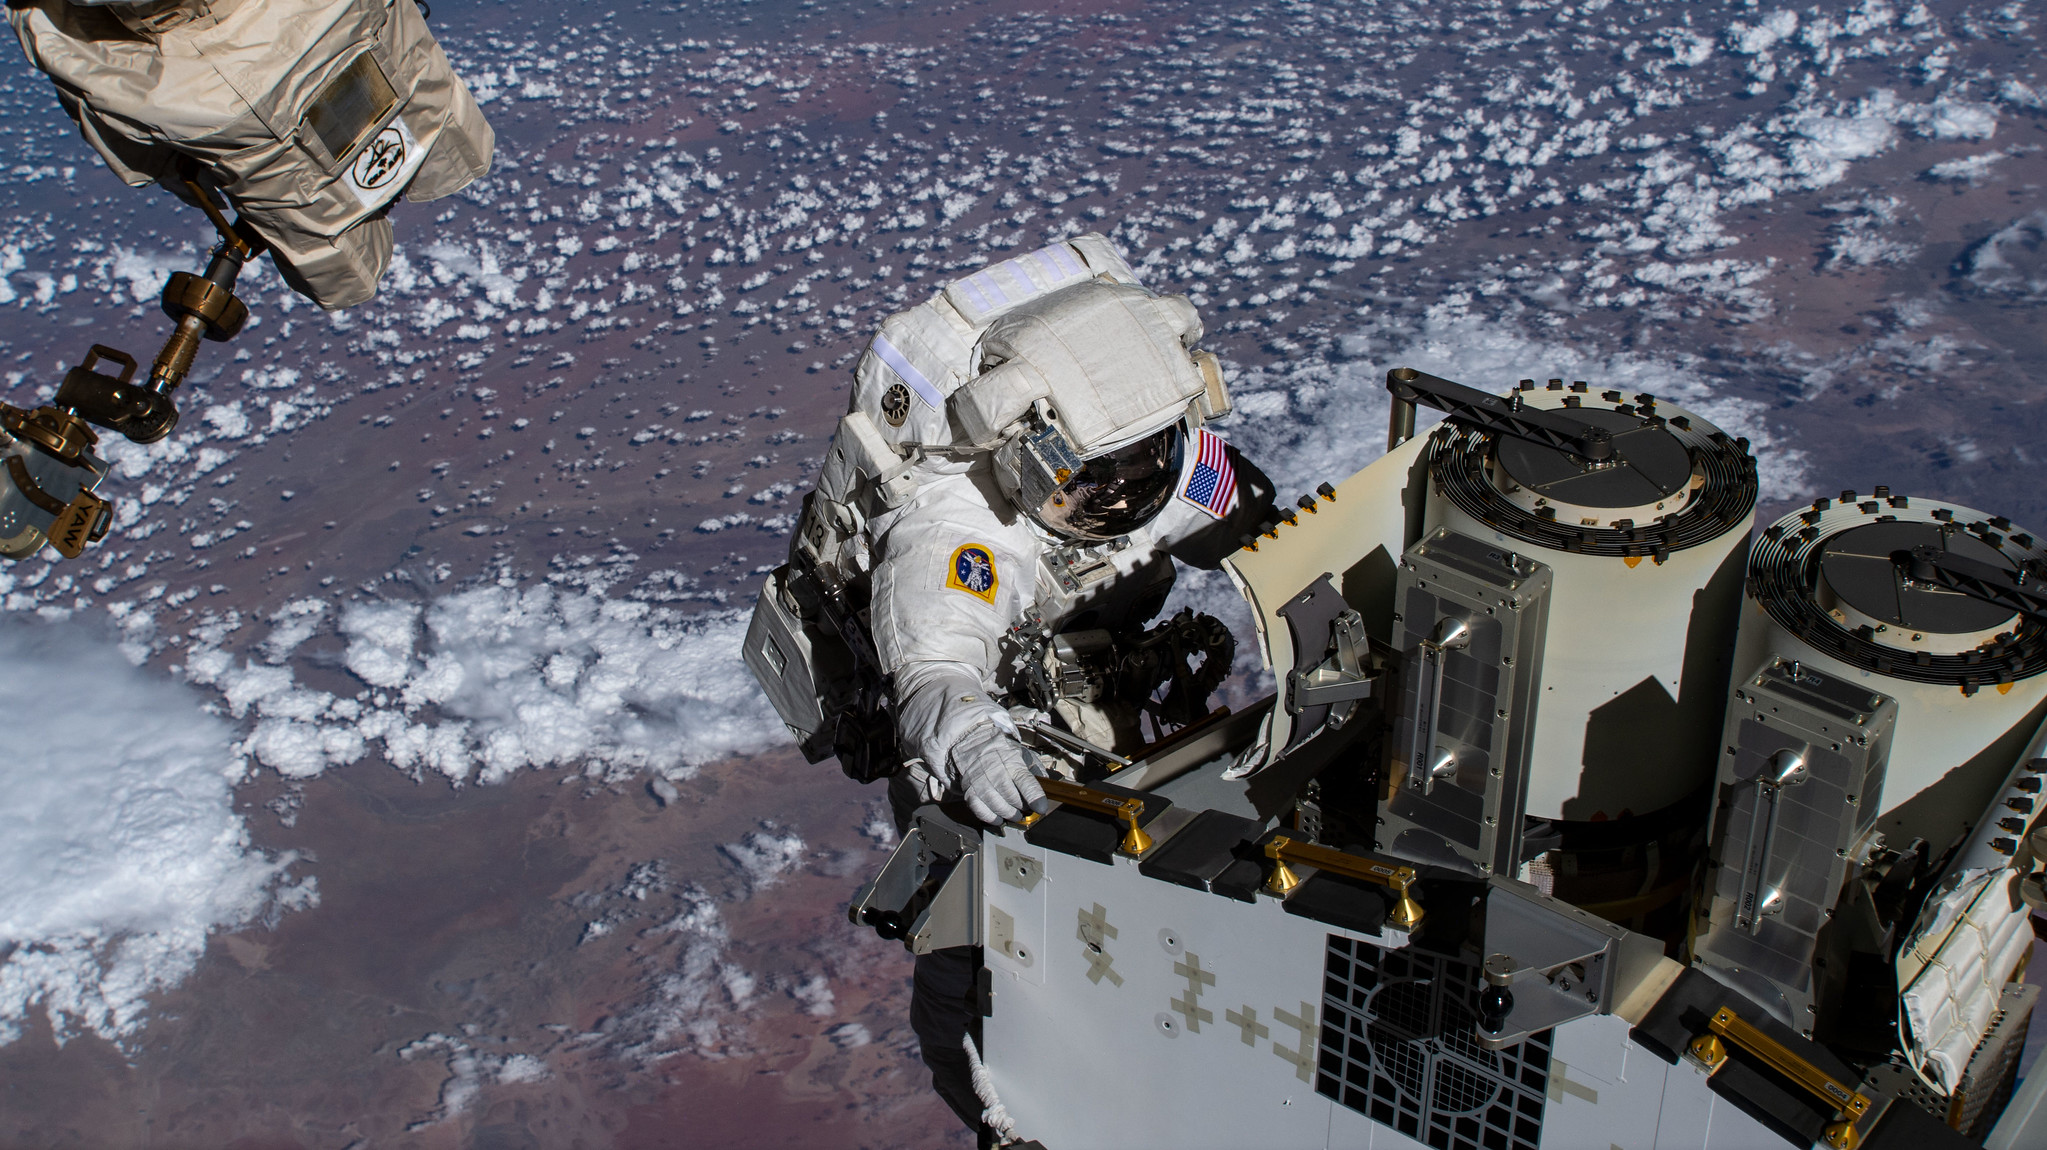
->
left=1901, top=869, right=2033, bottom=1090
left=1427, top=484, right=1751, bottom=820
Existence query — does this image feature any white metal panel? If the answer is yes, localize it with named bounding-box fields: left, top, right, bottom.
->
left=1222, top=432, right=1430, bottom=765
left=1540, top=1032, right=1670, bottom=1149
left=987, top=841, right=1050, bottom=988
left=1647, top=1057, right=1718, bottom=1150
left=1429, top=498, right=1749, bottom=819
left=1549, top=1012, right=1632, bottom=1087
left=982, top=827, right=1341, bottom=1150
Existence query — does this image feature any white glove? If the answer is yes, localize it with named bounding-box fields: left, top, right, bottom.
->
left=894, top=662, right=1054, bottom=825
left=950, top=722, right=1050, bottom=826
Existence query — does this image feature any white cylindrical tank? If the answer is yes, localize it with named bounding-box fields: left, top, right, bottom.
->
left=1423, top=379, right=1758, bottom=822
left=1733, top=492, right=2047, bottom=818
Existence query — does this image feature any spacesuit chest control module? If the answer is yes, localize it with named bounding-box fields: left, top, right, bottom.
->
left=745, top=234, right=1275, bottom=825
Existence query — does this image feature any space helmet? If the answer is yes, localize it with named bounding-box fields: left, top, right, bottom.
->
left=952, top=279, right=1229, bottom=541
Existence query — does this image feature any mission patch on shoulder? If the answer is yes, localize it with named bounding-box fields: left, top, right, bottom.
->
left=945, top=543, right=1000, bottom=604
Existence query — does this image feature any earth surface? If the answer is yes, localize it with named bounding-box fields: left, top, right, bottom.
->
left=1, top=0, right=2045, bottom=1146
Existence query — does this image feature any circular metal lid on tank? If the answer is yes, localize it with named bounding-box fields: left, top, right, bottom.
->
left=1747, top=493, right=2047, bottom=688
left=1428, top=390, right=1756, bottom=560
left=1818, top=522, right=2017, bottom=635
left=1493, top=409, right=1692, bottom=509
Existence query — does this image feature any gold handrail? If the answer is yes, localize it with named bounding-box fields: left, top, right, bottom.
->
left=1262, top=835, right=1424, bottom=931
left=1687, top=1006, right=1871, bottom=1149
left=1030, top=777, right=1155, bottom=856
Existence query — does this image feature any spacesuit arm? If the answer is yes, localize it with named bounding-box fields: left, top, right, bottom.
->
left=891, top=660, right=1046, bottom=825
left=869, top=472, right=1048, bottom=823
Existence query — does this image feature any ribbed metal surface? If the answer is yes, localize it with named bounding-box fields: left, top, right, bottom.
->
left=1428, top=391, right=1756, bottom=560
left=1748, top=493, right=2047, bottom=689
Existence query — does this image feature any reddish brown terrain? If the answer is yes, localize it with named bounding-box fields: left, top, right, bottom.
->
left=1, top=0, right=2044, bottom=1146
left=0, top=748, right=964, bottom=1150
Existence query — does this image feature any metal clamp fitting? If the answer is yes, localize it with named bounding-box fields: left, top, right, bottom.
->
left=1032, top=777, right=1154, bottom=856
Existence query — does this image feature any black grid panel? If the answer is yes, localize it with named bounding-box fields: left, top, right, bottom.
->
left=1317, top=935, right=1551, bottom=1150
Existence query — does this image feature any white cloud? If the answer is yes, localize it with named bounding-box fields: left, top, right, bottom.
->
left=1223, top=310, right=1808, bottom=507
left=398, top=1032, right=550, bottom=1129
left=1783, top=104, right=1899, bottom=188
left=1924, top=151, right=2009, bottom=184
left=0, top=615, right=314, bottom=1047
left=103, top=246, right=191, bottom=305
left=212, top=574, right=786, bottom=786
left=722, top=827, right=806, bottom=892
left=826, top=1021, right=872, bottom=1048
left=1963, top=211, right=2047, bottom=300
left=1917, top=97, right=1997, bottom=141
left=1727, top=10, right=1800, bottom=55
left=340, top=601, right=421, bottom=688
left=788, top=971, right=836, bottom=1017
left=604, top=886, right=753, bottom=1064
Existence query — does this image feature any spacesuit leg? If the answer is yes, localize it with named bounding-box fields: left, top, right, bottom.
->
left=887, top=773, right=993, bottom=1144
left=913, top=954, right=989, bottom=1143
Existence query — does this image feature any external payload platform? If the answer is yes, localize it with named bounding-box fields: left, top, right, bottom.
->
left=851, top=369, right=2047, bottom=1150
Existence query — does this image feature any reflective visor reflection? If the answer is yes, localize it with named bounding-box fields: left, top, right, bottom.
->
left=1038, top=425, right=1182, bottom=540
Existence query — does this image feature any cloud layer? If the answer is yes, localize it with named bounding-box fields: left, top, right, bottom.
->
left=0, top=616, right=315, bottom=1046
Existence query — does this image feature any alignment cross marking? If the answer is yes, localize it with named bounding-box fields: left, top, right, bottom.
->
left=1170, top=952, right=1216, bottom=1033
left=1272, top=1001, right=1318, bottom=1083
left=1076, top=903, right=1122, bottom=987
left=1225, top=1004, right=1269, bottom=1048
left=1547, top=1060, right=1600, bottom=1105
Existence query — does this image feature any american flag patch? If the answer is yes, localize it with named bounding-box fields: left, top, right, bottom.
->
left=1177, top=429, right=1237, bottom=519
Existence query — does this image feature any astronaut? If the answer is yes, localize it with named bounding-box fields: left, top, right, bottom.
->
left=870, top=286, right=1272, bottom=828
left=746, top=234, right=1274, bottom=1141
left=8, top=0, right=493, bottom=309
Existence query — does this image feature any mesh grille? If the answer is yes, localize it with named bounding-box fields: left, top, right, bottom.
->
left=1318, top=936, right=1551, bottom=1150
left=1955, top=989, right=2035, bottom=1139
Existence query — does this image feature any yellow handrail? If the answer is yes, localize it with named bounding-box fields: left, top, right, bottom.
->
left=1687, top=1006, right=1870, bottom=1149
left=1262, top=835, right=1424, bottom=931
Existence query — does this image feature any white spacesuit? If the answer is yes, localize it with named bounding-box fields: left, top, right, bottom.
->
left=867, top=284, right=1269, bottom=824
left=745, top=234, right=1274, bottom=1142
left=8, top=0, right=493, bottom=309
left=751, top=233, right=1273, bottom=826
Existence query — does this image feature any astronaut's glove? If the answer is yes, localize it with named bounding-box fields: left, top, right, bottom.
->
left=895, top=662, right=1054, bottom=825
left=951, top=722, right=1052, bottom=826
